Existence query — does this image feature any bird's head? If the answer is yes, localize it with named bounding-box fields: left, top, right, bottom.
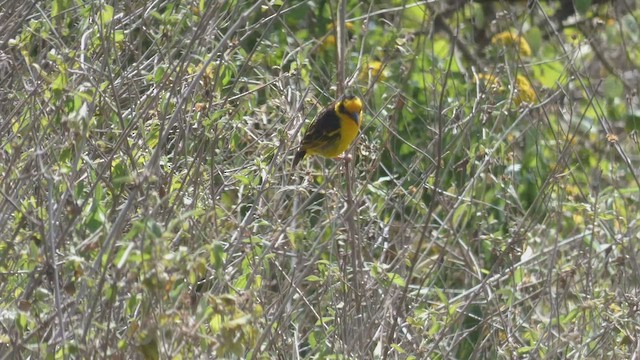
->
left=337, top=94, right=363, bottom=124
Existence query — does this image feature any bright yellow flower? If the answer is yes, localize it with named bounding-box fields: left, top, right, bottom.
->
left=491, top=31, right=532, bottom=57
left=513, top=75, right=536, bottom=105
left=322, top=35, right=337, bottom=49
left=476, top=73, right=536, bottom=106
left=359, top=60, right=386, bottom=82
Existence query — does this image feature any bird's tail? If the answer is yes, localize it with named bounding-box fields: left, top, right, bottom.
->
left=292, top=150, right=306, bottom=168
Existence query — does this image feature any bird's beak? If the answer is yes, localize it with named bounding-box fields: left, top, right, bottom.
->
left=351, top=111, right=360, bottom=123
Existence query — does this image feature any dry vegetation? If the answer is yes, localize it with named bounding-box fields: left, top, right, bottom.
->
left=1, top=0, right=640, bottom=358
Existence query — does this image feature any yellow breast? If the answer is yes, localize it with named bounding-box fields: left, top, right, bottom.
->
left=335, top=115, right=360, bottom=155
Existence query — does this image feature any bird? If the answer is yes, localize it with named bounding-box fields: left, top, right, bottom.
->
left=292, top=94, right=363, bottom=168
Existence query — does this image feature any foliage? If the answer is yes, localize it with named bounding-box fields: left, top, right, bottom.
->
left=1, top=0, right=639, bottom=358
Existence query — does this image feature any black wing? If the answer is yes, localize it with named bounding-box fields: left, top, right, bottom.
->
left=300, top=107, right=341, bottom=148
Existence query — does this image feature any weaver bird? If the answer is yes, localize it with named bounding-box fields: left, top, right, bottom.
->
left=292, top=94, right=364, bottom=168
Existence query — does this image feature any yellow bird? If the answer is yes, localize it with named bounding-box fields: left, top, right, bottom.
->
left=292, top=94, right=364, bottom=168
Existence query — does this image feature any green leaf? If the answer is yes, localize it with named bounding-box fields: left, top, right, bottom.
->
left=210, top=313, right=222, bottom=332
left=16, top=312, right=28, bottom=331
left=305, top=275, right=323, bottom=282
left=525, top=27, right=542, bottom=54
left=558, top=307, right=579, bottom=325
left=517, top=346, right=534, bottom=355
left=148, top=220, right=163, bottom=238
left=99, top=4, right=114, bottom=25
left=621, top=14, right=640, bottom=42
left=387, top=272, right=406, bottom=287
left=220, top=64, right=234, bottom=87
left=52, top=0, right=71, bottom=17
left=403, top=2, right=428, bottom=30
left=625, top=112, right=640, bottom=131
left=112, top=160, right=132, bottom=186
left=391, top=344, right=406, bottom=354
left=574, top=0, right=592, bottom=15
left=85, top=208, right=105, bottom=232
left=532, top=61, right=564, bottom=87
left=114, top=30, right=125, bottom=43
left=85, top=185, right=106, bottom=232
left=235, top=273, right=248, bottom=289
left=153, top=66, right=166, bottom=84
left=209, top=242, right=225, bottom=271
left=52, top=72, right=68, bottom=92
left=115, top=242, right=135, bottom=269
